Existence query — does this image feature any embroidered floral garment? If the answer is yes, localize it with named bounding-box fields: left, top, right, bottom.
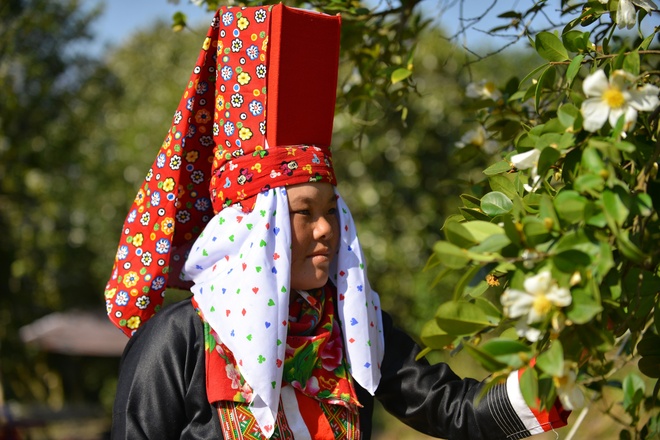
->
left=194, top=284, right=360, bottom=439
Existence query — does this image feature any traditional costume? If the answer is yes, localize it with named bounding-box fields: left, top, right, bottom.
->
left=105, top=4, right=570, bottom=439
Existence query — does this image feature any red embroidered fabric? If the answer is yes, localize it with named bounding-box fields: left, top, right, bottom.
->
left=104, top=4, right=341, bottom=337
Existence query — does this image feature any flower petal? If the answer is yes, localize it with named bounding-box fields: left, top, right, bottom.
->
left=617, top=0, right=637, bottom=29
left=581, top=98, right=610, bottom=132
left=501, top=289, right=534, bottom=319
left=583, top=70, right=609, bottom=97
left=547, top=286, right=572, bottom=307
left=523, top=270, right=552, bottom=296
left=628, top=84, right=660, bottom=111
left=510, top=149, right=541, bottom=170
left=515, top=321, right=542, bottom=342
left=632, top=0, right=658, bottom=12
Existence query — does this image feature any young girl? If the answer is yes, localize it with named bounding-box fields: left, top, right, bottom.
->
left=105, top=4, right=570, bottom=439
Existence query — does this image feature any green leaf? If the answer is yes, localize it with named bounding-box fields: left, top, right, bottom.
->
left=581, top=146, right=605, bottom=173
left=566, top=285, right=603, bottom=324
left=481, top=192, right=513, bottom=216
left=473, top=296, right=502, bottom=321
left=433, top=241, right=471, bottom=269
left=614, top=141, right=636, bottom=153
left=535, top=66, right=556, bottom=112
left=536, top=341, right=564, bottom=377
left=460, top=207, right=491, bottom=222
left=171, top=12, right=187, bottom=32
left=634, top=193, right=653, bottom=217
left=462, top=343, right=508, bottom=372
left=444, top=221, right=479, bottom=248
left=640, top=32, right=656, bottom=50
left=522, top=216, right=551, bottom=247
left=461, top=194, right=482, bottom=209
left=420, top=319, right=456, bottom=350
left=453, top=264, right=485, bottom=301
left=435, top=301, right=492, bottom=335
left=553, top=249, right=592, bottom=273
left=623, top=50, right=640, bottom=76
left=602, top=187, right=630, bottom=226
left=488, top=174, right=518, bottom=200
left=519, top=63, right=550, bottom=87
left=483, top=160, right=512, bottom=176
left=557, top=103, right=580, bottom=129
left=616, top=230, right=645, bottom=263
left=470, top=234, right=511, bottom=254
left=562, top=31, right=586, bottom=52
left=391, top=68, right=412, bottom=84
left=462, top=221, right=506, bottom=243
left=574, top=174, right=605, bottom=193
left=520, top=367, right=539, bottom=409
left=481, top=339, right=531, bottom=368
left=554, top=190, right=587, bottom=224
left=623, top=373, right=646, bottom=413
left=537, top=146, right=561, bottom=180
left=535, top=32, right=569, bottom=62
left=538, top=195, right=560, bottom=232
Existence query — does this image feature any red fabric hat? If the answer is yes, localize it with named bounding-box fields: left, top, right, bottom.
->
left=104, top=4, right=342, bottom=336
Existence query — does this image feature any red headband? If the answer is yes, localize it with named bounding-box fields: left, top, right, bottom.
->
left=105, top=4, right=342, bottom=336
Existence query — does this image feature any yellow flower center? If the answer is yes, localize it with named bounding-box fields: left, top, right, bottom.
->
left=532, top=294, right=553, bottom=316
left=603, top=87, right=625, bottom=109
left=553, top=375, right=567, bottom=388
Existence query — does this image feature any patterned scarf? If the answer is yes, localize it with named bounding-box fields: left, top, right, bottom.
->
left=194, top=284, right=360, bottom=439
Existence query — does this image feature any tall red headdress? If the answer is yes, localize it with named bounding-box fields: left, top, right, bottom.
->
left=105, top=4, right=342, bottom=336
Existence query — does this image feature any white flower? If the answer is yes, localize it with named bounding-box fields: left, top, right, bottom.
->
left=455, top=125, right=499, bottom=153
left=501, top=271, right=572, bottom=325
left=600, top=0, right=658, bottom=29
left=514, top=321, right=543, bottom=342
left=466, top=80, right=502, bottom=101
left=510, top=149, right=542, bottom=192
left=581, top=69, right=660, bottom=132
left=554, top=365, right=585, bottom=410
left=510, top=149, right=540, bottom=170
left=620, top=0, right=658, bottom=28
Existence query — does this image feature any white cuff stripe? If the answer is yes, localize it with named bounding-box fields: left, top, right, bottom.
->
left=506, top=371, right=545, bottom=435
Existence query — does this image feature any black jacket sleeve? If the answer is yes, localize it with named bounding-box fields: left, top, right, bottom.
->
left=111, top=300, right=222, bottom=439
left=374, top=312, right=560, bottom=440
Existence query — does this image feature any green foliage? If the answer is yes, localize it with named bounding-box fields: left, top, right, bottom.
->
left=423, top=2, right=660, bottom=437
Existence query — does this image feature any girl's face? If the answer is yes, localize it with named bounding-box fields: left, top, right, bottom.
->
left=287, top=182, right=339, bottom=291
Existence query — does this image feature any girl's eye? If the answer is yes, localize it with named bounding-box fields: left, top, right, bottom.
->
left=328, top=207, right=337, bottom=215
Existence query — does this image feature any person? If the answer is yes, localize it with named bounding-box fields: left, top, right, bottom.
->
left=104, top=4, right=570, bottom=439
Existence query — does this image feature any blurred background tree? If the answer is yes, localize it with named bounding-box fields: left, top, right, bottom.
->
left=0, top=0, right=124, bottom=432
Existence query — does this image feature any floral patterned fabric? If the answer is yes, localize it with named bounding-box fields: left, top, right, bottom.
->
left=196, top=283, right=360, bottom=439
left=104, top=4, right=341, bottom=337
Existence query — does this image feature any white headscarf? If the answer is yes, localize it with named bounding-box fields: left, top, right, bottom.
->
left=182, top=186, right=384, bottom=438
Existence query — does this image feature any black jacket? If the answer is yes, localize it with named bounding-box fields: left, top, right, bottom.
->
left=112, top=299, right=560, bottom=439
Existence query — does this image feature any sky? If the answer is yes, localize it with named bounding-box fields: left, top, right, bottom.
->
left=86, top=0, right=519, bottom=56
left=87, top=0, right=216, bottom=55
left=86, top=0, right=653, bottom=57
